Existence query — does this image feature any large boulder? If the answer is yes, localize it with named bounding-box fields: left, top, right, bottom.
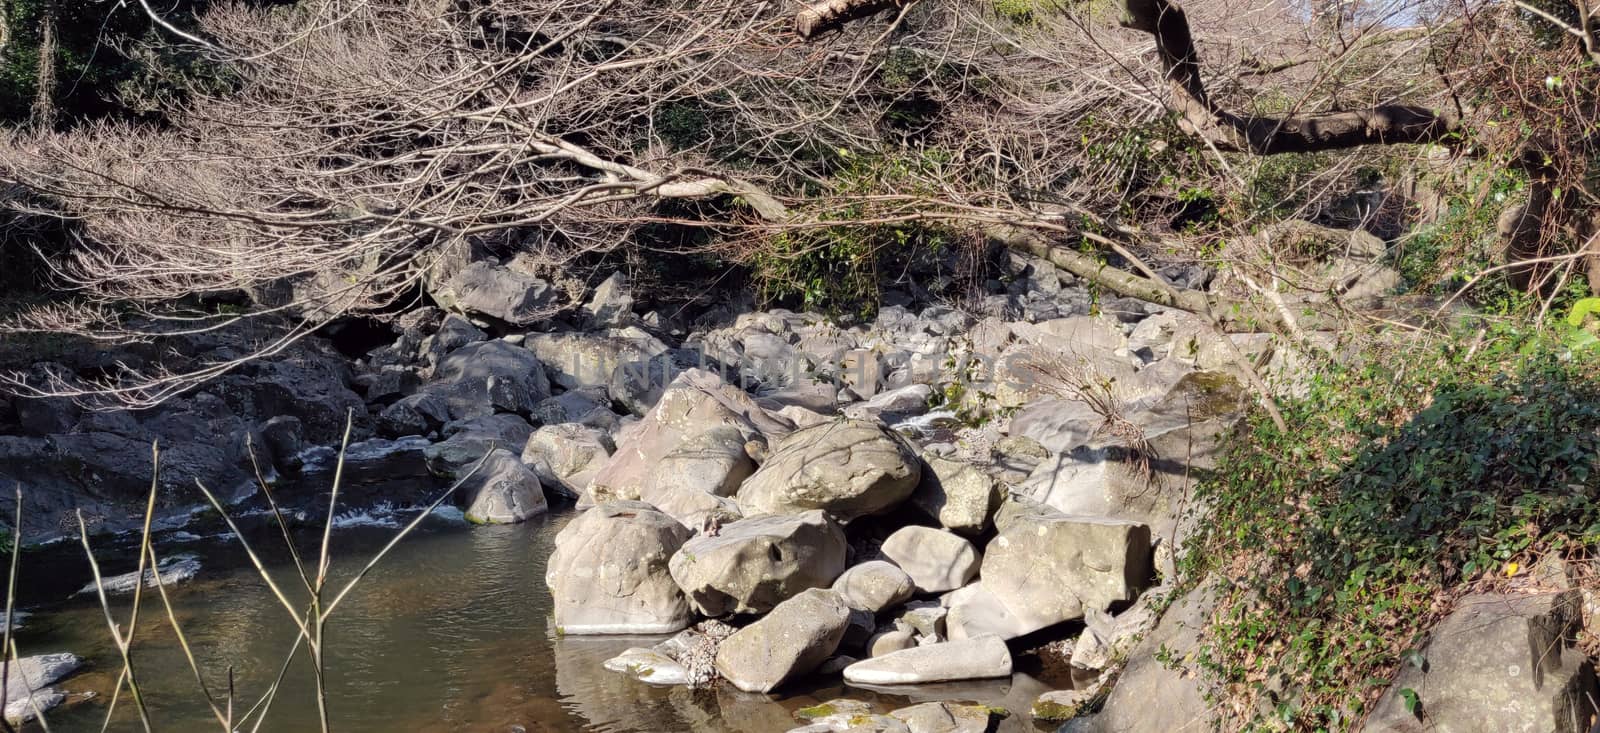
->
left=524, top=329, right=670, bottom=394
left=908, top=456, right=1000, bottom=536
left=668, top=510, right=848, bottom=616
left=1013, top=370, right=1244, bottom=546
left=1365, top=591, right=1597, bottom=733
left=737, top=419, right=920, bottom=522
left=880, top=526, right=980, bottom=594
left=949, top=505, right=1151, bottom=640
left=423, top=414, right=536, bottom=477
left=2, top=652, right=79, bottom=724
left=546, top=501, right=694, bottom=635
left=832, top=561, right=917, bottom=614
left=428, top=340, right=551, bottom=419
left=456, top=448, right=548, bottom=524
left=842, top=635, right=1012, bottom=685
left=522, top=423, right=613, bottom=502
left=638, top=425, right=755, bottom=527
left=432, top=260, right=561, bottom=326
left=714, top=588, right=851, bottom=692
left=1070, top=582, right=1218, bottom=732
left=590, top=369, right=790, bottom=506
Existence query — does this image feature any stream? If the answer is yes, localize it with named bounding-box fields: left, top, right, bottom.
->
left=10, top=502, right=1065, bottom=732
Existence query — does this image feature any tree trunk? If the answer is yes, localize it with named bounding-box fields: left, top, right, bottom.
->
left=795, top=0, right=906, bottom=39
left=30, top=0, right=56, bottom=130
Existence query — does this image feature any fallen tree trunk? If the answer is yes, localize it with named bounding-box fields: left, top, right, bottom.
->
left=795, top=0, right=907, bottom=39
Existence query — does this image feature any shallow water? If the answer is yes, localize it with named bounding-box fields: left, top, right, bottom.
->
left=14, top=507, right=1065, bottom=732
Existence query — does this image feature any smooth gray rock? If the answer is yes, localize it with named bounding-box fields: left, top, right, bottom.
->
left=737, top=419, right=920, bottom=522
left=2, top=653, right=79, bottom=724
left=546, top=501, right=693, bottom=634
left=590, top=369, right=791, bottom=506
left=430, top=339, right=551, bottom=418
left=639, top=425, right=756, bottom=528
left=958, top=508, right=1150, bottom=639
left=1365, top=591, right=1598, bottom=733
left=909, top=456, right=1000, bottom=536
left=1071, top=581, right=1217, bottom=732
left=669, top=510, right=848, bottom=616
left=521, top=423, right=613, bottom=502
left=602, top=646, right=689, bottom=685
left=833, top=561, right=916, bottom=613
left=889, top=701, right=1004, bottom=733
left=715, top=588, right=851, bottom=692
left=880, top=526, right=980, bottom=594
left=843, top=635, right=1012, bottom=685
left=434, top=260, right=560, bottom=326
left=866, top=628, right=916, bottom=657
left=424, top=414, right=536, bottom=477
left=457, top=448, right=548, bottom=523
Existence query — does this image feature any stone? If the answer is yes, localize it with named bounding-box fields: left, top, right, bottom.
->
left=1071, top=602, right=1160, bottom=671
left=1013, top=371, right=1244, bottom=545
left=546, top=501, right=693, bottom=634
left=714, top=588, right=851, bottom=693
left=1032, top=689, right=1096, bottom=721
left=521, top=423, right=613, bottom=502
left=375, top=391, right=452, bottom=438
left=842, top=635, right=1012, bottom=685
left=590, top=369, right=791, bottom=506
left=866, top=628, right=916, bottom=657
left=832, top=561, right=916, bottom=613
left=968, top=508, right=1151, bottom=639
left=434, top=260, right=560, bottom=326
left=424, top=414, right=536, bottom=477
left=1365, top=591, right=1598, bottom=733
left=525, top=330, right=670, bottom=394
left=888, top=701, right=1004, bottom=733
left=583, top=271, right=635, bottom=327
left=2, top=652, right=79, bottom=724
left=892, top=601, right=947, bottom=640
left=843, top=384, right=934, bottom=424
left=880, top=526, right=980, bottom=594
left=737, top=419, right=920, bottom=522
left=909, top=456, right=1000, bottom=536
left=669, top=510, right=848, bottom=616
left=431, top=339, right=552, bottom=418
left=639, top=425, right=756, bottom=527
left=457, top=448, right=548, bottom=524
left=1075, top=581, right=1218, bottom=732
left=602, top=647, right=690, bottom=686
left=531, top=388, right=617, bottom=432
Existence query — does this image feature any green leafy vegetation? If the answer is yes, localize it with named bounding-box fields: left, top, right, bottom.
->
left=1181, top=323, right=1600, bottom=728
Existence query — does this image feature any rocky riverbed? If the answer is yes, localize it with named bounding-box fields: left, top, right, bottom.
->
left=3, top=223, right=1597, bottom=731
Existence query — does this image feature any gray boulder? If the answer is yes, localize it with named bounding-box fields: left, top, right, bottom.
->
left=602, top=647, right=690, bottom=686
left=376, top=391, right=452, bottom=437
left=639, top=425, right=755, bottom=527
left=737, top=419, right=920, bottom=522
left=668, top=510, right=848, bottom=616
left=880, top=526, right=980, bottom=594
left=2, top=652, right=79, bottom=724
left=832, top=561, right=916, bottom=613
left=433, top=260, right=560, bottom=326
left=583, top=271, right=635, bottom=327
left=714, top=588, right=851, bottom=692
left=950, top=506, right=1151, bottom=640
left=525, top=329, right=670, bottom=394
left=909, top=456, right=1000, bottom=536
left=521, top=423, right=613, bottom=502
left=546, top=501, right=693, bottom=634
left=423, top=414, right=536, bottom=477
left=1071, top=581, right=1217, bottom=732
left=1365, top=591, right=1597, bottom=733
left=590, top=369, right=790, bottom=506
left=457, top=448, right=547, bottom=524
left=842, top=635, right=1012, bottom=685
left=429, top=340, right=551, bottom=418
left=889, top=701, right=1006, bottom=733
